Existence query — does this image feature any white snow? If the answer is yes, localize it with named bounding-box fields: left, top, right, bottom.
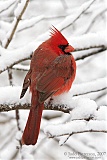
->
left=70, top=98, right=97, bottom=120
left=44, top=120, right=87, bottom=136
left=0, top=0, right=16, bottom=14
left=2, top=17, right=17, bottom=47
left=13, top=64, right=30, bottom=71
left=87, top=120, right=107, bottom=131
left=17, top=15, right=44, bottom=32
left=70, top=31, right=107, bottom=51
left=15, top=131, right=22, bottom=141
left=57, top=0, right=96, bottom=31
left=21, top=145, right=35, bottom=160
left=14, top=0, right=27, bottom=17
left=44, top=119, right=107, bottom=137
left=70, top=76, right=107, bottom=96
left=0, top=86, right=31, bottom=105
left=0, top=40, right=40, bottom=71
left=95, top=106, right=107, bottom=120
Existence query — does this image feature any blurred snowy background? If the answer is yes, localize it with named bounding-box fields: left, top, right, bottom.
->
left=0, top=0, right=107, bottom=159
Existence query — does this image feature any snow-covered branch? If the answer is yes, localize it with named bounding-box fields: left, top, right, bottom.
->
left=2, top=0, right=29, bottom=48
left=0, top=103, right=71, bottom=113
left=0, top=77, right=106, bottom=112
left=13, top=64, right=30, bottom=71
left=71, top=77, right=107, bottom=96
left=44, top=120, right=107, bottom=139
left=0, top=0, right=16, bottom=15
left=44, top=103, right=107, bottom=142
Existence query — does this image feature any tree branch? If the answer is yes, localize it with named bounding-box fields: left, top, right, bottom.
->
left=0, top=103, right=71, bottom=113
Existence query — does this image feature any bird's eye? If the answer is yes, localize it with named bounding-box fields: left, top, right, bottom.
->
left=58, top=44, right=68, bottom=52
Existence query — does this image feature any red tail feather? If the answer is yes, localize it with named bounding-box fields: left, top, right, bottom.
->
left=21, top=99, right=44, bottom=145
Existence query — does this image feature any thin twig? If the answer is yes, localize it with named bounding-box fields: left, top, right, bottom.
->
left=7, top=69, right=13, bottom=85
left=49, top=129, right=107, bottom=138
left=95, top=91, right=107, bottom=102
left=73, top=87, right=107, bottom=96
left=55, top=138, right=90, bottom=160
left=12, top=67, right=29, bottom=71
left=74, top=45, right=106, bottom=52
left=15, top=109, right=22, bottom=148
left=0, top=55, right=31, bottom=74
left=75, top=47, right=107, bottom=61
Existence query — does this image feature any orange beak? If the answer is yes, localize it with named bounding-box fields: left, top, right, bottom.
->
left=64, top=45, right=74, bottom=53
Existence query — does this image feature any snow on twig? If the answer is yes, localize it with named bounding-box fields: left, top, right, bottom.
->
left=2, top=0, right=29, bottom=48
left=71, top=77, right=107, bottom=96
left=69, top=31, right=107, bottom=50
left=44, top=120, right=107, bottom=138
left=44, top=103, right=107, bottom=143
left=0, top=0, right=16, bottom=14
left=13, top=64, right=30, bottom=71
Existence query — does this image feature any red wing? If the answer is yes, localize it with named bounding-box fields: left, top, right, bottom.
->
left=36, top=55, right=72, bottom=103
left=20, top=69, right=32, bottom=99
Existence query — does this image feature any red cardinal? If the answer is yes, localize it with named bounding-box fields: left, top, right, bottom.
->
left=20, top=26, right=76, bottom=145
